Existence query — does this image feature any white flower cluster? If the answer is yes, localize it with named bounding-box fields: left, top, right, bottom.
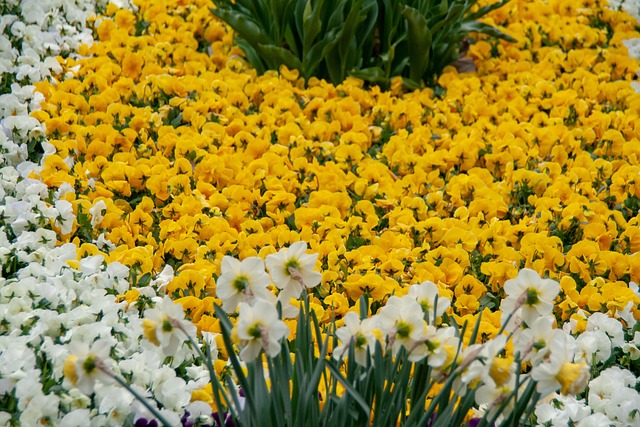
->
left=535, top=366, right=640, bottom=426
left=499, top=270, right=640, bottom=426
left=217, top=241, right=323, bottom=361
left=607, top=0, right=640, bottom=92
left=0, top=1, right=214, bottom=426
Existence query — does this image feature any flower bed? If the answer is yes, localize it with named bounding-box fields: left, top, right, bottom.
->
left=1, top=0, right=640, bottom=425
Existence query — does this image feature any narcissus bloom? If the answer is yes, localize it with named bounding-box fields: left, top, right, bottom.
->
left=216, top=256, right=274, bottom=313
left=143, top=296, right=196, bottom=355
left=266, top=241, right=322, bottom=302
left=500, top=268, right=560, bottom=327
left=63, top=339, right=114, bottom=395
left=236, top=299, right=290, bottom=361
left=332, top=311, right=380, bottom=366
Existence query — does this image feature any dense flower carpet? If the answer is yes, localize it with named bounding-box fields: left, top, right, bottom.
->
left=2, top=0, right=640, bottom=425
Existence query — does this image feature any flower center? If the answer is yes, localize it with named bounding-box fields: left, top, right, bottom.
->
left=162, top=317, right=173, bottom=332
left=525, top=288, right=539, bottom=306
left=354, top=333, right=367, bottom=348
left=82, top=355, right=97, bottom=374
left=396, top=321, right=412, bottom=339
left=248, top=323, right=263, bottom=339
left=285, top=259, right=301, bottom=275
left=233, top=275, right=250, bottom=292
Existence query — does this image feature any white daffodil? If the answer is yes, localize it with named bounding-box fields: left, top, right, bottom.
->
left=408, top=280, right=451, bottom=322
left=63, top=339, right=114, bottom=395
left=333, top=311, right=380, bottom=366
left=142, top=296, right=196, bottom=356
left=500, top=268, right=560, bottom=327
left=512, top=315, right=555, bottom=365
left=265, top=241, right=322, bottom=302
left=236, top=299, right=289, bottom=362
left=462, top=334, right=509, bottom=385
left=216, top=255, right=274, bottom=313
left=531, top=330, right=589, bottom=397
left=378, top=295, right=427, bottom=358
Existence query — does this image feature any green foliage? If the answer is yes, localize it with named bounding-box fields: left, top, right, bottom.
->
left=210, top=0, right=515, bottom=88
left=208, top=294, right=542, bottom=427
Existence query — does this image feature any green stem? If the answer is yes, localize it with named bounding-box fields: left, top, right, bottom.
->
left=179, top=324, right=238, bottom=421
left=110, top=372, right=175, bottom=427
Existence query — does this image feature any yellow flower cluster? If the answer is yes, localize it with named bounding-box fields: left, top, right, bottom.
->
left=35, top=0, right=640, bottom=339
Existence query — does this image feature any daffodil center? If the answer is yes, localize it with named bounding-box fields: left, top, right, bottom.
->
left=285, top=259, right=301, bottom=275
left=233, top=275, right=250, bottom=292
left=419, top=300, right=432, bottom=313
left=162, top=317, right=173, bottom=332
left=354, top=333, right=367, bottom=348
left=396, top=321, right=412, bottom=339
left=82, top=355, right=97, bottom=374
left=525, top=288, right=539, bottom=306
left=248, top=323, right=263, bottom=339
left=426, top=339, right=440, bottom=352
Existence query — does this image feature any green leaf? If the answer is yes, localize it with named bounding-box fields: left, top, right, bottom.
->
left=257, top=43, right=304, bottom=72
left=325, top=360, right=371, bottom=415
left=209, top=9, right=267, bottom=46
left=467, top=0, right=511, bottom=20
left=461, top=20, right=517, bottom=42
left=402, top=6, right=432, bottom=85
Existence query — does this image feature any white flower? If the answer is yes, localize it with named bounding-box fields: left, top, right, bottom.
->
left=60, top=409, right=92, bottom=427
left=424, top=325, right=459, bottom=368
left=534, top=394, right=590, bottom=427
left=63, top=339, right=114, bottom=395
left=512, top=315, right=555, bottom=365
left=407, top=280, right=450, bottom=321
left=585, top=312, right=624, bottom=348
left=500, top=268, right=560, bottom=327
left=575, top=330, right=612, bottom=364
left=622, top=331, right=640, bottom=360
left=475, top=374, right=519, bottom=419
left=236, top=299, right=289, bottom=361
left=150, top=264, right=174, bottom=293
left=462, top=335, right=509, bottom=385
left=333, top=311, right=380, bottom=366
left=142, top=296, right=196, bottom=355
left=378, top=295, right=427, bottom=358
left=531, top=330, right=588, bottom=397
left=89, top=200, right=107, bottom=228
left=216, top=255, right=274, bottom=313
left=588, top=366, right=640, bottom=422
left=151, top=367, right=190, bottom=411
left=265, top=241, right=322, bottom=302
left=576, top=413, right=615, bottom=427
left=54, top=199, right=75, bottom=235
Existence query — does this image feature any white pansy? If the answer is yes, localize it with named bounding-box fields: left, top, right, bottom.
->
left=576, top=412, right=615, bottom=427
left=534, top=394, right=590, bottom=427
left=575, top=330, right=612, bottom=364
left=150, top=264, right=174, bottom=292
left=53, top=199, right=75, bottom=235
left=585, top=312, right=624, bottom=348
